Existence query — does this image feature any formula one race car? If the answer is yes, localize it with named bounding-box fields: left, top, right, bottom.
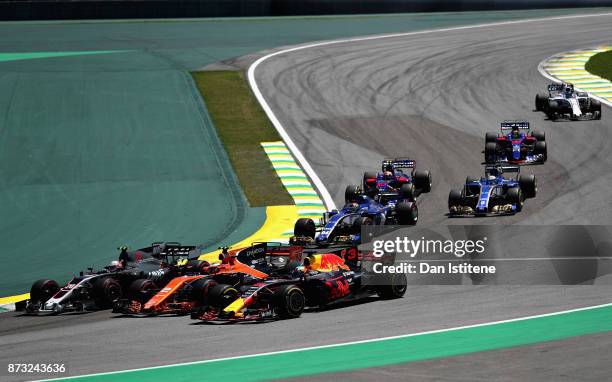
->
left=292, top=185, right=419, bottom=245
left=113, top=243, right=305, bottom=315
left=535, top=82, right=602, bottom=121
left=448, top=164, right=537, bottom=216
left=362, top=158, right=432, bottom=199
left=484, top=120, right=546, bottom=164
left=191, top=249, right=406, bottom=322
left=24, top=242, right=207, bottom=314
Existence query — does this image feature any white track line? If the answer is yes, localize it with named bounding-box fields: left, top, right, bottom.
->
left=247, top=11, right=612, bottom=211
left=39, top=301, right=612, bottom=381
left=538, top=53, right=612, bottom=108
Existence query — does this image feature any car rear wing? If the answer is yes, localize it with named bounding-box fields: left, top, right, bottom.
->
left=160, top=244, right=197, bottom=259
left=500, top=120, right=529, bottom=131
left=382, top=157, right=415, bottom=171
left=485, top=164, right=520, bottom=174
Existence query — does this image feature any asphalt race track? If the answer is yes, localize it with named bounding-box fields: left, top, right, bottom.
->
left=254, top=14, right=612, bottom=226
left=2, top=12, right=612, bottom=381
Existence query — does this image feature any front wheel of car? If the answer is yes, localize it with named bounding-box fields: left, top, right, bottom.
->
left=30, top=279, right=60, bottom=303
left=294, top=218, right=316, bottom=239
left=507, top=187, right=523, bottom=212
left=274, top=285, right=305, bottom=319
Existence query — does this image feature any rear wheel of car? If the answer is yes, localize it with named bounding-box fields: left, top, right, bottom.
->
left=344, top=184, right=361, bottom=203
left=484, top=142, right=497, bottom=163
left=396, top=201, right=418, bottom=225
left=362, top=171, right=378, bottom=192
left=448, top=189, right=463, bottom=212
left=94, top=278, right=123, bottom=307
left=129, top=279, right=157, bottom=303
left=507, top=187, right=523, bottom=212
left=399, top=183, right=416, bottom=201
left=184, top=259, right=209, bottom=274
left=532, top=130, right=545, bottom=142
left=377, top=272, right=407, bottom=299
left=294, top=218, right=316, bottom=239
left=535, top=93, right=548, bottom=111
left=485, top=132, right=498, bottom=143
left=30, top=279, right=59, bottom=303
left=518, top=174, right=537, bottom=198
left=207, top=284, right=239, bottom=308
left=413, top=170, right=432, bottom=193
left=274, top=285, right=305, bottom=319
left=534, top=141, right=547, bottom=162
left=351, top=216, right=373, bottom=235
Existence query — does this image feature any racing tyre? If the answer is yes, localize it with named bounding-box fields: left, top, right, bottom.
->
left=399, top=183, right=416, bottom=201
left=535, top=93, right=548, bottom=111
left=507, top=187, right=523, bottom=212
left=518, top=174, right=537, bottom=198
left=484, top=142, right=497, bottom=163
left=207, top=284, right=239, bottom=308
left=591, top=99, right=602, bottom=119
left=294, top=218, right=316, bottom=239
left=184, top=259, right=210, bottom=274
left=377, top=272, right=408, bottom=299
left=448, top=189, right=463, bottom=212
left=485, top=132, right=498, bottom=143
left=274, top=285, right=305, bottom=319
left=30, top=279, right=59, bottom=303
left=413, top=170, right=432, bottom=193
left=362, top=171, right=378, bottom=194
left=532, top=130, right=545, bottom=142
left=94, top=277, right=123, bottom=307
left=128, top=279, right=157, bottom=303
left=396, top=201, right=418, bottom=225
left=351, top=216, right=373, bottom=235
left=344, top=184, right=361, bottom=203
left=534, top=141, right=547, bottom=162
left=190, top=278, right=217, bottom=303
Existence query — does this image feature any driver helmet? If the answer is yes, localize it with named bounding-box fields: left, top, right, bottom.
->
left=345, top=202, right=359, bottom=212
left=487, top=175, right=496, bottom=182
left=564, top=86, right=573, bottom=97
left=511, top=126, right=520, bottom=138
left=383, top=164, right=394, bottom=179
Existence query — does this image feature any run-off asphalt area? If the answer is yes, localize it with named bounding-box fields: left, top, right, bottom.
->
left=2, top=13, right=612, bottom=381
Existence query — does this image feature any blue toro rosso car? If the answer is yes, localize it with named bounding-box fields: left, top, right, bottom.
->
left=362, top=158, right=432, bottom=200
left=292, top=185, right=419, bottom=245
left=484, top=121, right=546, bottom=165
left=448, top=164, right=537, bottom=217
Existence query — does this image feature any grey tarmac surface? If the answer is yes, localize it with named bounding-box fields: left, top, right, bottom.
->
left=254, top=13, right=612, bottom=225
left=2, top=12, right=612, bottom=381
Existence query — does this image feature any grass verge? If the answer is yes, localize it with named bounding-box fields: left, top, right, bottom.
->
left=585, top=50, right=612, bottom=81
left=192, top=70, right=293, bottom=207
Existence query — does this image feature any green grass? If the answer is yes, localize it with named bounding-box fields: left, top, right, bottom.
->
left=192, top=71, right=293, bottom=207
left=585, top=50, right=612, bottom=81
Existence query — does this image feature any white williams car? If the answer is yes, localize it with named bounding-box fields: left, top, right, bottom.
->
left=535, top=83, right=602, bottom=121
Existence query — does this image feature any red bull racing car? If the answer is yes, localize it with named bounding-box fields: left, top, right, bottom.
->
left=190, top=248, right=406, bottom=322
